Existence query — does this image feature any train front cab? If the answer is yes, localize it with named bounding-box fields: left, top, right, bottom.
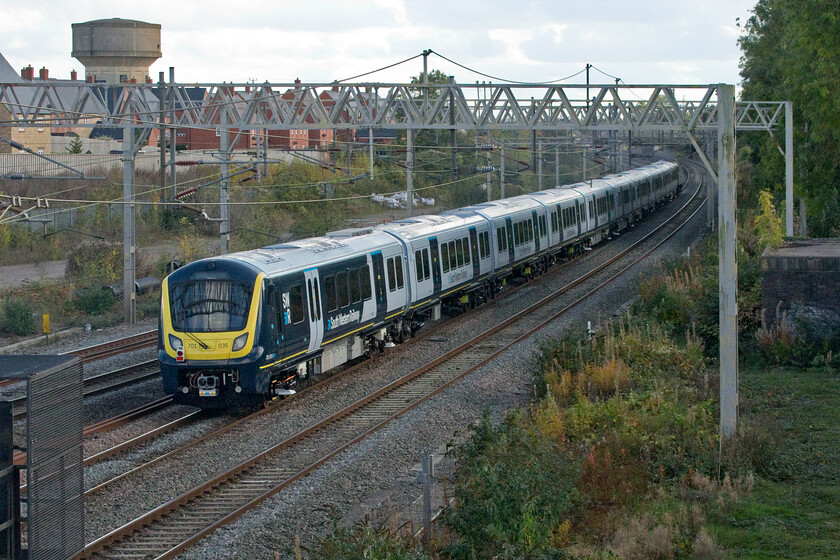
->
left=159, top=260, right=269, bottom=408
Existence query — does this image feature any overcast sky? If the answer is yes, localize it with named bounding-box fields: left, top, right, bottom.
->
left=1, top=0, right=756, bottom=87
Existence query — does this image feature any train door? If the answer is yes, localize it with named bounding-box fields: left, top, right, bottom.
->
left=505, top=217, right=515, bottom=262
left=429, top=237, right=442, bottom=294
left=265, top=281, right=283, bottom=360
left=278, top=275, right=309, bottom=362
left=371, top=251, right=388, bottom=317
left=575, top=200, right=583, bottom=235
left=556, top=204, right=565, bottom=243
left=531, top=210, right=541, bottom=253
left=303, top=268, right=324, bottom=353
left=468, top=227, right=480, bottom=279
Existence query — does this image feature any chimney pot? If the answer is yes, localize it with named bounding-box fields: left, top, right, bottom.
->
left=39, top=67, right=48, bottom=80
left=70, top=69, right=78, bottom=80
left=86, top=75, right=94, bottom=83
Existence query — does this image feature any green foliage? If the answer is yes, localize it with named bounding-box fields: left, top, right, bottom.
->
left=447, top=411, right=577, bottom=559
left=310, top=513, right=431, bottom=560
left=0, top=297, right=35, bottom=336
left=66, top=135, right=84, bottom=154
left=739, top=0, right=840, bottom=235
left=73, top=287, right=116, bottom=315
left=707, top=366, right=840, bottom=557
left=754, top=190, right=783, bottom=249
left=65, top=241, right=121, bottom=285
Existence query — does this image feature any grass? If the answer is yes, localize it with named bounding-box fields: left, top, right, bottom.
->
left=708, top=365, right=840, bottom=559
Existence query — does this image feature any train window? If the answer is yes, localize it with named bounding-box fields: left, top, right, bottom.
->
left=463, top=238, right=471, bottom=265
left=551, top=211, right=558, bottom=233
left=395, top=256, right=404, bottom=289
left=169, top=280, right=252, bottom=332
left=455, top=239, right=464, bottom=267
left=449, top=240, right=458, bottom=269
left=387, top=257, right=397, bottom=292
left=588, top=200, right=595, bottom=219
left=360, top=267, right=372, bottom=300
left=307, top=280, right=314, bottom=320
left=325, top=275, right=337, bottom=312
left=314, top=279, right=321, bottom=320
left=609, top=195, right=615, bottom=211
left=496, top=227, right=504, bottom=252
left=337, top=271, right=349, bottom=307
left=422, top=248, right=430, bottom=279
left=349, top=269, right=361, bottom=303
left=528, top=219, right=534, bottom=242
left=480, top=231, right=489, bottom=259
left=441, top=243, right=450, bottom=272
left=539, top=215, right=546, bottom=237
left=289, top=284, right=304, bottom=324
left=415, top=250, right=424, bottom=282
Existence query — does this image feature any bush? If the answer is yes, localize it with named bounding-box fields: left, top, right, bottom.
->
left=446, top=411, right=577, bottom=559
left=1, top=298, right=35, bottom=335
left=74, top=287, right=117, bottom=315
left=310, top=513, right=430, bottom=560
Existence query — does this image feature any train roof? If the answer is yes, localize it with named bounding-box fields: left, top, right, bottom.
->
left=219, top=230, right=399, bottom=275
left=444, top=195, right=545, bottom=220
left=375, top=212, right=485, bottom=240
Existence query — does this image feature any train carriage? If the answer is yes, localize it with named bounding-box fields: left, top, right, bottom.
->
left=159, top=160, right=682, bottom=408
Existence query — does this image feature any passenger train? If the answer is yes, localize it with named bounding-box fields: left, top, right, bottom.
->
left=159, top=160, right=681, bottom=407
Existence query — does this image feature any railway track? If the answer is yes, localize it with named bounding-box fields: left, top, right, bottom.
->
left=8, top=359, right=161, bottom=420
left=69, top=330, right=158, bottom=363
left=83, top=163, right=706, bottom=560
left=0, top=330, right=159, bottom=390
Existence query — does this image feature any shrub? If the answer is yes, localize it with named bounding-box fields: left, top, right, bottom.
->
left=446, top=412, right=577, bottom=559
left=0, top=298, right=35, bottom=336
left=310, top=513, right=430, bottom=560
left=74, top=287, right=117, bottom=315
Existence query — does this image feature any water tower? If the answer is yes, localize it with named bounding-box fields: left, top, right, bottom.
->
left=71, top=18, right=161, bottom=84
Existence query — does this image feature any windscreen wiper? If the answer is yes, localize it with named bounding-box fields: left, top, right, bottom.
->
left=182, top=329, right=209, bottom=350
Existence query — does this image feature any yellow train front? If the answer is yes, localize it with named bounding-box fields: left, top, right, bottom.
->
left=159, top=258, right=273, bottom=408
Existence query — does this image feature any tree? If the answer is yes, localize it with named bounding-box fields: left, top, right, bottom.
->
left=738, top=0, right=840, bottom=235
left=409, top=68, right=450, bottom=100
left=67, top=135, right=84, bottom=154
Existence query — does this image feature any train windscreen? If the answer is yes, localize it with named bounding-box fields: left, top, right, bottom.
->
left=169, top=280, right=252, bottom=332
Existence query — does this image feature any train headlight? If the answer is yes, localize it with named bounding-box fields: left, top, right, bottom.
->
left=232, top=333, right=249, bottom=351
left=169, top=334, right=184, bottom=362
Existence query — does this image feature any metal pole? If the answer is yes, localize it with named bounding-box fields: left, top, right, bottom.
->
left=555, top=144, right=560, bottom=187
left=486, top=138, right=492, bottom=201
left=407, top=129, right=414, bottom=217
left=585, top=63, right=591, bottom=110
left=369, top=127, right=374, bottom=179
left=537, top=139, right=543, bottom=189
left=158, top=72, right=166, bottom=202
left=122, top=117, right=136, bottom=325
left=220, top=109, right=230, bottom=254
left=346, top=132, right=352, bottom=176
left=263, top=128, right=268, bottom=179
left=500, top=144, right=506, bottom=199
left=785, top=101, right=794, bottom=237
left=449, top=76, right=457, bottom=179
left=422, top=49, right=430, bottom=119
left=530, top=130, right=537, bottom=175
left=582, top=146, right=587, bottom=181
left=169, top=67, right=177, bottom=201
left=717, top=84, right=738, bottom=439
left=800, top=198, right=807, bottom=237
left=421, top=454, right=433, bottom=545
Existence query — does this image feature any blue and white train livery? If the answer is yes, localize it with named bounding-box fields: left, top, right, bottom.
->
left=158, top=160, right=681, bottom=407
